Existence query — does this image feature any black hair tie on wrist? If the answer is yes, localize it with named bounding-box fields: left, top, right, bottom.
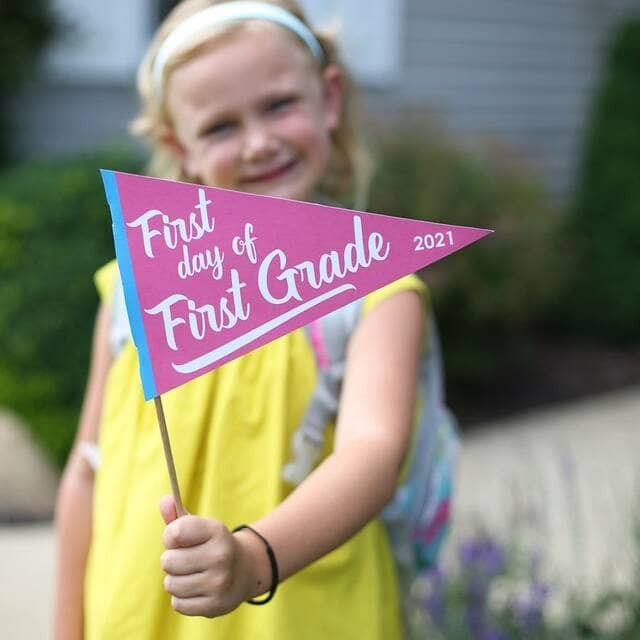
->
left=232, top=524, right=279, bottom=605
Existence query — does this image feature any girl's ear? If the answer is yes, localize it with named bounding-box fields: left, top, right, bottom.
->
left=159, top=125, right=192, bottom=172
left=322, top=64, right=345, bottom=133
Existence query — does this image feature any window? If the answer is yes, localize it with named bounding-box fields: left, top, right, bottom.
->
left=300, top=0, right=403, bottom=85
left=44, top=0, right=154, bottom=82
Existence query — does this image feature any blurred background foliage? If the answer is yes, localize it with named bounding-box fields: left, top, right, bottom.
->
left=0, top=16, right=639, bottom=470
left=368, top=126, right=564, bottom=386
left=0, top=148, right=142, bottom=466
left=0, top=1, right=59, bottom=166
left=558, top=18, right=640, bottom=343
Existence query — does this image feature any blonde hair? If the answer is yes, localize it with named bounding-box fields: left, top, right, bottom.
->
left=131, top=0, right=372, bottom=207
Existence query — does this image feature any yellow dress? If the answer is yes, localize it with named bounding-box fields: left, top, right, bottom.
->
left=85, top=260, right=427, bottom=640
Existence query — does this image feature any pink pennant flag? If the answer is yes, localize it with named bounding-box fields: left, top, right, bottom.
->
left=101, top=170, right=492, bottom=400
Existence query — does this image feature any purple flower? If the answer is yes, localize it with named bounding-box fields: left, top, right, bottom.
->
left=423, top=566, right=447, bottom=627
left=529, top=547, right=544, bottom=579
left=420, top=532, right=553, bottom=639
left=458, top=537, right=507, bottom=577
left=465, top=602, right=487, bottom=637
left=512, top=581, right=550, bottom=631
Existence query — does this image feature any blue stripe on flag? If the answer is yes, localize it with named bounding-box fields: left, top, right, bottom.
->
left=100, top=170, right=157, bottom=400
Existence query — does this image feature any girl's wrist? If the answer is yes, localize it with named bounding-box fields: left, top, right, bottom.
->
left=232, top=525, right=279, bottom=604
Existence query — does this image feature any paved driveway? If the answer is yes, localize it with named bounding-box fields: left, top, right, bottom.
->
left=453, top=385, right=640, bottom=599
left=0, top=523, right=54, bottom=639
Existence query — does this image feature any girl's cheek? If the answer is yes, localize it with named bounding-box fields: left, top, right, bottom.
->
left=205, top=141, right=240, bottom=185
left=289, top=117, right=333, bottom=172
left=279, top=113, right=326, bottom=147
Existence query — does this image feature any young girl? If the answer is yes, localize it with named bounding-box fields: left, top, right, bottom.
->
left=54, top=1, right=428, bottom=638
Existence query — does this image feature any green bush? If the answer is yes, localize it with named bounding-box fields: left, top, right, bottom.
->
left=561, top=18, right=640, bottom=342
left=0, top=147, right=142, bottom=466
left=368, top=126, right=564, bottom=384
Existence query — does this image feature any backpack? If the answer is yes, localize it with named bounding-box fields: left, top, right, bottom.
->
left=282, top=297, right=459, bottom=585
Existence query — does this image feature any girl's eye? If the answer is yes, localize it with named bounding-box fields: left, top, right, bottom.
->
left=267, top=96, right=296, bottom=112
left=202, top=120, right=235, bottom=138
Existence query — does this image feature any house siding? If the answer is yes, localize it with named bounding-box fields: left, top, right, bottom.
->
left=380, top=0, right=640, bottom=198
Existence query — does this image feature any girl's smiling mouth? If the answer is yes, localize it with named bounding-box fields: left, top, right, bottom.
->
left=241, top=158, right=300, bottom=185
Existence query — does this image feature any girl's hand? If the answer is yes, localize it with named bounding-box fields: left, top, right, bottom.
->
left=159, top=496, right=251, bottom=617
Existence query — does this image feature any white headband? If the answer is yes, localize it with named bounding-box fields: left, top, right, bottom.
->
left=153, top=1, right=324, bottom=93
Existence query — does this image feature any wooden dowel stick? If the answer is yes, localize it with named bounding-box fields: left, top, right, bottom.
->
left=154, top=395, right=187, bottom=517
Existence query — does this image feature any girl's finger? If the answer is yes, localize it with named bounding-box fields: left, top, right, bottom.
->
left=163, top=515, right=220, bottom=549
left=159, top=494, right=178, bottom=525
left=164, top=572, right=210, bottom=599
left=161, top=547, right=210, bottom=576
left=171, top=595, right=233, bottom=618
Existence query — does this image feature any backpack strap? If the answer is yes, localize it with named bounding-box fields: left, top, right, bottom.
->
left=281, top=299, right=361, bottom=486
left=110, top=273, right=132, bottom=357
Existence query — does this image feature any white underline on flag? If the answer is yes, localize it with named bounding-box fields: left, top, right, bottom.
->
left=172, top=284, right=356, bottom=374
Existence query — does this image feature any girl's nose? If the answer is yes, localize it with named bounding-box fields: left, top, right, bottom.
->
left=241, top=120, right=278, bottom=162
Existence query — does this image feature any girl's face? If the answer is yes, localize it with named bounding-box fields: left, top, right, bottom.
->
left=164, top=23, right=343, bottom=202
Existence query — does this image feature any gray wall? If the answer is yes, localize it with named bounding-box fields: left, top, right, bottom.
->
left=8, top=0, right=640, bottom=201
left=8, top=83, right=137, bottom=159
left=379, top=0, right=640, bottom=198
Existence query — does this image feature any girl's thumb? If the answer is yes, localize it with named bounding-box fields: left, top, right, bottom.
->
left=159, top=494, right=178, bottom=524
